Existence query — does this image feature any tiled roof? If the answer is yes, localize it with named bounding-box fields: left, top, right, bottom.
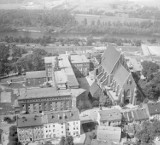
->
left=132, top=108, right=149, bottom=121
left=67, top=75, right=79, bottom=88
left=101, top=45, right=121, bottom=74
left=55, top=71, right=67, bottom=84
left=112, top=64, right=130, bottom=88
left=18, top=87, right=71, bottom=100
left=89, top=81, right=100, bottom=97
left=123, top=108, right=149, bottom=122
left=17, top=110, right=79, bottom=128
left=97, top=126, right=121, bottom=143
left=99, top=109, right=122, bottom=122
left=147, top=102, right=160, bottom=116
left=26, top=71, right=46, bottom=79
left=46, top=110, right=80, bottom=124
left=44, top=56, right=56, bottom=64
left=59, top=55, right=79, bottom=88
left=17, top=114, right=43, bottom=128
left=70, top=55, right=90, bottom=64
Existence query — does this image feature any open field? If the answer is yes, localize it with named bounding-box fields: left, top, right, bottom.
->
left=75, top=14, right=151, bottom=25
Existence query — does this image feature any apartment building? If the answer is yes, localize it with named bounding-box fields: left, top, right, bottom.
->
left=18, top=87, right=72, bottom=114
left=98, top=109, right=122, bottom=126
left=17, top=110, right=80, bottom=144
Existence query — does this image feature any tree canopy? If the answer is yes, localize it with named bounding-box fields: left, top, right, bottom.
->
left=16, top=49, right=48, bottom=74
left=141, top=61, right=159, bottom=81
left=60, top=136, right=74, bottom=145
left=138, top=61, right=160, bottom=101
left=135, top=120, right=160, bottom=145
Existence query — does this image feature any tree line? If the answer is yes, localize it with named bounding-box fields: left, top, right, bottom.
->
left=1, top=9, right=160, bottom=36
left=0, top=9, right=75, bottom=32
left=0, top=44, right=50, bottom=76
left=73, top=18, right=160, bottom=36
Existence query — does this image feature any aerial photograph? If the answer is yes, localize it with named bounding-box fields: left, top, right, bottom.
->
left=1, top=0, right=160, bottom=145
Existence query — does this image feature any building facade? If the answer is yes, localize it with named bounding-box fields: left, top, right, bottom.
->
left=26, top=71, right=47, bottom=87
left=18, top=88, right=72, bottom=114
left=17, top=110, right=80, bottom=144
left=70, top=55, right=90, bottom=77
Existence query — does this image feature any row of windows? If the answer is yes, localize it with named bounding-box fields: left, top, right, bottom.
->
left=25, top=97, right=70, bottom=103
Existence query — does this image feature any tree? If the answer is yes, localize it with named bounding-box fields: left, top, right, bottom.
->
left=141, top=61, right=159, bottom=81
left=135, top=121, right=155, bottom=145
left=4, top=117, right=12, bottom=123
left=139, top=72, right=160, bottom=101
left=92, top=100, right=99, bottom=107
left=65, top=136, right=74, bottom=145
left=59, top=136, right=65, bottom=145
left=16, top=49, right=47, bottom=74
left=0, top=44, right=10, bottom=75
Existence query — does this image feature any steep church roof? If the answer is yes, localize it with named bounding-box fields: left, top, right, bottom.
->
left=101, top=45, right=121, bottom=74
left=112, top=64, right=130, bottom=88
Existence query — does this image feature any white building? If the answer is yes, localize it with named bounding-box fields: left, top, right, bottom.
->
left=17, top=110, right=80, bottom=144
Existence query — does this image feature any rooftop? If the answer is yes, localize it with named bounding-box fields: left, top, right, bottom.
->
left=58, top=55, right=79, bottom=88
left=112, top=64, right=130, bottom=88
left=90, top=81, right=101, bottom=97
left=133, top=108, right=149, bottom=121
left=18, top=87, right=86, bottom=100
left=17, top=114, right=43, bottom=128
left=18, top=87, right=71, bottom=100
left=46, top=109, right=80, bottom=124
left=101, top=45, right=121, bottom=74
left=70, top=55, right=90, bottom=64
left=99, top=109, right=122, bottom=122
left=17, top=110, right=79, bottom=128
left=125, top=57, right=142, bottom=72
left=55, top=71, right=67, bottom=84
left=26, top=71, right=46, bottom=79
left=44, top=56, right=57, bottom=64
left=97, top=126, right=121, bottom=143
